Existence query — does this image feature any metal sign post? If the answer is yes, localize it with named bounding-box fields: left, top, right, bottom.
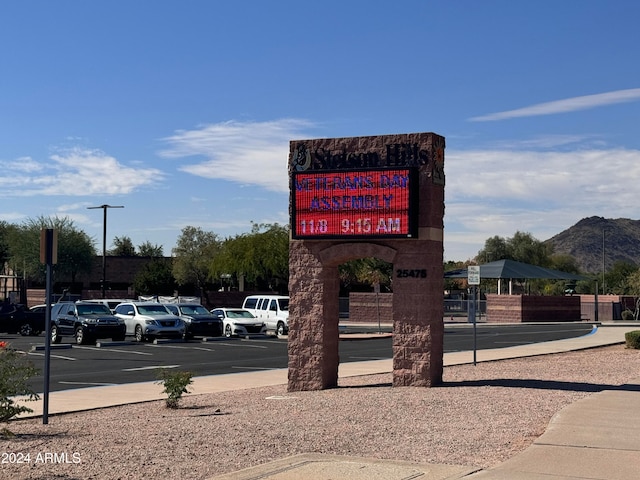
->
left=467, top=266, right=480, bottom=366
left=40, top=228, right=57, bottom=425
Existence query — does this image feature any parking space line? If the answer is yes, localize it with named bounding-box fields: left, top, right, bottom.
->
left=144, top=344, right=215, bottom=352
left=27, top=352, right=77, bottom=361
left=122, top=365, right=179, bottom=372
left=73, top=346, right=153, bottom=355
left=216, top=342, right=268, bottom=349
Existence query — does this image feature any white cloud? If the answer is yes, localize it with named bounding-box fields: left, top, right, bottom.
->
left=443, top=145, right=640, bottom=261
left=469, top=88, right=640, bottom=122
left=0, top=147, right=164, bottom=197
left=159, top=119, right=315, bottom=193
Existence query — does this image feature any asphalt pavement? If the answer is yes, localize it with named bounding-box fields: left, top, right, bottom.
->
left=11, top=321, right=640, bottom=480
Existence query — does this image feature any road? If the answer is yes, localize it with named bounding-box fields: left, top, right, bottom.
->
left=0, top=323, right=595, bottom=392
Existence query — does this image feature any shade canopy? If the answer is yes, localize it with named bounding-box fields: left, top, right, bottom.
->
left=444, top=259, right=587, bottom=281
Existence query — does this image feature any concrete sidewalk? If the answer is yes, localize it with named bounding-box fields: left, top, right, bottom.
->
left=14, top=323, right=640, bottom=480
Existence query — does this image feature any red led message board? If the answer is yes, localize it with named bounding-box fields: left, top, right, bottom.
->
left=291, top=168, right=418, bottom=239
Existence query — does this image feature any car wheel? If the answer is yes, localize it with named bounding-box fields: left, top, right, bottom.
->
left=19, top=323, right=33, bottom=337
left=134, top=325, right=144, bottom=342
left=276, top=321, right=286, bottom=336
left=51, top=324, right=61, bottom=344
left=75, top=326, right=89, bottom=345
left=224, top=324, right=233, bottom=338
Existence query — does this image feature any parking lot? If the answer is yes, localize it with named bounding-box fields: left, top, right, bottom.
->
left=1, top=322, right=595, bottom=393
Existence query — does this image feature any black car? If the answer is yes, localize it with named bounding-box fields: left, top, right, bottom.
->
left=163, top=303, right=223, bottom=339
left=50, top=302, right=126, bottom=345
left=0, top=303, right=45, bottom=336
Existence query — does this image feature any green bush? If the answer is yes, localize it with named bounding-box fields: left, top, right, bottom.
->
left=625, top=330, right=640, bottom=349
left=0, top=341, right=40, bottom=437
left=621, top=309, right=635, bottom=321
left=156, top=370, right=193, bottom=408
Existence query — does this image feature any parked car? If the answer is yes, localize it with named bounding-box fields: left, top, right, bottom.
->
left=241, top=295, right=289, bottom=335
left=49, top=301, right=126, bottom=345
left=163, top=303, right=223, bottom=339
left=210, top=308, right=267, bottom=338
left=0, top=303, right=45, bottom=336
left=114, top=302, right=185, bottom=342
left=82, top=298, right=133, bottom=313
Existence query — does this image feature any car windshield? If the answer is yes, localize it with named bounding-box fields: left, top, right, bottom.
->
left=77, top=304, right=112, bottom=315
left=180, top=305, right=209, bottom=315
left=137, top=305, right=170, bottom=315
left=226, top=310, right=255, bottom=319
left=278, top=299, right=289, bottom=311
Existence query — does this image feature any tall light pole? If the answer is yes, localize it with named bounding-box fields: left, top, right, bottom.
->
left=602, top=228, right=606, bottom=295
left=88, top=204, right=124, bottom=298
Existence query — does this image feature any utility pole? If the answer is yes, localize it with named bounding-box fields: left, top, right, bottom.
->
left=602, top=228, right=606, bottom=295
left=87, top=204, right=124, bottom=298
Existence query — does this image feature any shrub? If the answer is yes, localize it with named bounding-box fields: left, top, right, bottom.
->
left=156, top=369, right=193, bottom=408
left=0, top=341, right=40, bottom=437
left=621, top=309, right=635, bottom=321
left=625, top=330, right=640, bottom=349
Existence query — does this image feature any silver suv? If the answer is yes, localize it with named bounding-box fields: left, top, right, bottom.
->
left=113, top=302, right=185, bottom=342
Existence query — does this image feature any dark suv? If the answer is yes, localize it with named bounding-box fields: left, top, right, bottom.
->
left=163, top=303, right=223, bottom=339
left=50, top=302, right=126, bottom=345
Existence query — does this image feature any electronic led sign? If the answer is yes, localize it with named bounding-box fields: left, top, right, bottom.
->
left=292, top=168, right=418, bottom=239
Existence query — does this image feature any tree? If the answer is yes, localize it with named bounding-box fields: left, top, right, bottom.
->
left=0, top=222, right=11, bottom=272
left=476, top=236, right=509, bottom=263
left=604, top=261, right=637, bottom=295
left=477, top=231, right=551, bottom=266
left=508, top=231, right=551, bottom=267
left=339, top=258, right=393, bottom=293
left=138, top=241, right=164, bottom=257
left=133, top=258, right=176, bottom=295
left=111, top=236, right=136, bottom=256
left=211, top=223, right=289, bottom=292
left=7, top=216, right=96, bottom=286
left=172, top=226, right=220, bottom=301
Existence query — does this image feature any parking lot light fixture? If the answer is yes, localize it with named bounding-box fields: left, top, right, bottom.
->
left=87, top=204, right=124, bottom=299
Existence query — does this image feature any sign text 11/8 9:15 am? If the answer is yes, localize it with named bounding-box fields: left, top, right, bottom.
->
left=298, top=217, right=402, bottom=235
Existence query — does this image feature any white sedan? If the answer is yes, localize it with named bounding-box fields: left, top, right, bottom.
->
left=210, top=308, right=267, bottom=338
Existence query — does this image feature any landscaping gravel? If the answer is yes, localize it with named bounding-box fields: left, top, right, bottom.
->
left=2, top=344, right=639, bottom=480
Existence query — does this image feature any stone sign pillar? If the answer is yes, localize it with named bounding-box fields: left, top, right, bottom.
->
left=287, top=132, right=445, bottom=391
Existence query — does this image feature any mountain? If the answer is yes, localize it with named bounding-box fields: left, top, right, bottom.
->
left=545, top=216, right=640, bottom=274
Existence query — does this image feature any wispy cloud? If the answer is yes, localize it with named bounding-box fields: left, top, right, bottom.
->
left=158, top=119, right=315, bottom=193
left=443, top=144, right=640, bottom=260
left=469, top=88, right=640, bottom=122
left=0, top=147, right=163, bottom=197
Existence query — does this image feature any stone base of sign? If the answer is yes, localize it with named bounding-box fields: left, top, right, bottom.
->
left=287, top=239, right=443, bottom=391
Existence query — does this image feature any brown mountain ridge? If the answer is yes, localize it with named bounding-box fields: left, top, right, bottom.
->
left=545, top=216, right=640, bottom=274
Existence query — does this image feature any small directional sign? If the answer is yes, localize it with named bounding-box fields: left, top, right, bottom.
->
left=468, top=265, right=480, bottom=285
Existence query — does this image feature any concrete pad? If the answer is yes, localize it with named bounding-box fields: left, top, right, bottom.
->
left=482, top=444, right=640, bottom=480
left=206, top=453, right=479, bottom=480
left=539, top=422, right=640, bottom=450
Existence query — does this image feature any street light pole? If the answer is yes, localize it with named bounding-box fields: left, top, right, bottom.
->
left=602, top=228, right=606, bottom=295
left=87, top=204, right=124, bottom=298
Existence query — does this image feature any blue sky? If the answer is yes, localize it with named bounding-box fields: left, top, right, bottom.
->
left=1, top=1, right=639, bottom=262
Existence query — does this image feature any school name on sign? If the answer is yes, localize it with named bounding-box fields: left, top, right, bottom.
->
left=292, top=168, right=417, bottom=239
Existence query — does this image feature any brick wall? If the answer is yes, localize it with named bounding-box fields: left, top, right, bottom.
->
left=348, top=292, right=392, bottom=323
left=486, top=294, right=581, bottom=323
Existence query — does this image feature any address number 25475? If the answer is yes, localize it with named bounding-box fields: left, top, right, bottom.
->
left=396, top=269, right=427, bottom=278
